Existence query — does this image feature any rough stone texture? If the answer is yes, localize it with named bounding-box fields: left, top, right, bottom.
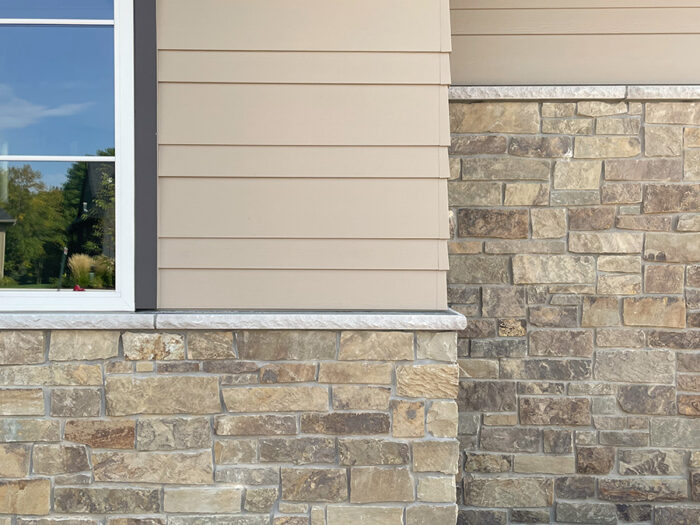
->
left=449, top=100, right=700, bottom=522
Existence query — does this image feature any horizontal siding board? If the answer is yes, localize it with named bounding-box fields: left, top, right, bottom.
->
left=159, top=269, right=447, bottom=310
left=452, top=0, right=700, bottom=8
left=158, top=84, right=445, bottom=146
left=158, top=51, right=449, bottom=85
left=159, top=239, right=448, bottom=270
left=158, top=178, right=447, bottom=239
left=452, top=8, right=700, bottom=35
left=451, top=34, right=700, bottom=85
left=159, top=146, right=449, bottom=179
left=157, top=0, right=442, bottom=52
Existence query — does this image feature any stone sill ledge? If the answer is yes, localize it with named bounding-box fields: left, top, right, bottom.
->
left=449, top=85, right=700, bottom=101
left=0, top=310, right=467, bottom=331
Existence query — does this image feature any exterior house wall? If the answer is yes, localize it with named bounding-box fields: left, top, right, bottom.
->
left=449, top=99, right=700, bottom=523
left=156, top=0, right=452, bottom=310
left=450, top=0, right=700, bottom=85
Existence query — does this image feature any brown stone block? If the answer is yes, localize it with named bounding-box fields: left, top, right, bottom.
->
left=529, top=306, right=578, bottom=328
left=623, top=297, right=686, bottom=328
left=575, top=136, right=640, bottom=158
left=301, top=412, right=390, bottom=435
left=50, top=388, right=101, bottom=417
left=643, top=184, right=700, bottom=213
left=598, top=478, right=687, bottom=502
left=678, top=394, right=700, bottom=416
left=513, top=255, right=596, bottom=284
left=595, top=349, right=675, bottom=383
left=448, top=255, right=510, bottom=284
left=619, top=449, right=685, bottom=476
left=648, top=330, right=700, bottom=349
left=479, top=427, right=539, bottom=453
left=509, top=136, right=572, bottom=158
left=464, top=477, right=553, bottom=508
left=238, top=330, right=336, bottom=360
left=617, top=385, right=677, bottom=415
left=647, top=102, right=700, bottom=124
left=450, top=134, right=507, bottom=155
left=92, top=450, right=213, bottom=484
left=349, top=467, right=414, bottom=503
left=0, top=444, right=30, bottom=477
left=519, top=397, right=591, bottom=426
left=568, top=207, right=616, bottom=231
left=53, top=486, right=160, bottom=513
left=338, top=438, right=409, bottom=467
left=32, top=444, right=89, bottom=475
left=501, top=358, right=591, bottom=381
left=461, top=157, right=551, bottom=181
left=602, top=183, right=643, bottom=204
left=458, top=208, right=529, bottom=239
left=260, top=438, right=335, bottom=465
left=605, top=158, right=683, bottom=181
left=0, top=388, right=44, bottom=415
left=332, top=385, right=391, bottom=410
left=530, top=330, right=593, bottom=357
left=187, top=331, right=235, bottom=359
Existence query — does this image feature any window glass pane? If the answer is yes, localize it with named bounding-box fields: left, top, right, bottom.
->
left=0, top=25, right=114, bottom=156
left=0, top=159, right=115, bottom=289
left=0, top=0, right=113, bottom=19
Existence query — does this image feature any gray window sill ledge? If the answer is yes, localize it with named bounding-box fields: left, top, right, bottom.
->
left=0, top=310, right=467, bottom=331
left=449, top=85, right=700, bottom=101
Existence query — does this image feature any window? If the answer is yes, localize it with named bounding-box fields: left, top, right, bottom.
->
left=0, top=0, right=134, bottom=311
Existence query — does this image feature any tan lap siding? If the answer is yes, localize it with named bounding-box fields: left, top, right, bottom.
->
left=450, top=0, right=700, bottom=84
left=156, top=0, right=452, bottom=309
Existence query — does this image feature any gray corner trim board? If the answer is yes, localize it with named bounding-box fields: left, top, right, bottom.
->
left=134, top=0, right=158, bottom=310
left=0, top=310, right=467, bottom=331
left=449, top=85, right=700, bottom=101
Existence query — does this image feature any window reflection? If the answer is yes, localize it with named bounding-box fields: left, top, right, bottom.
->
left=0, top=154, right=115, bottom=289
left=0, top=0, right=113, bottom=19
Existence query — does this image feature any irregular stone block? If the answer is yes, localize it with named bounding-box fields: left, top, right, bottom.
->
left=458, top=208, right=529, bottom=239
left=0, top=331, right=44, bottom=365
left=602, top=183, right=643, bottom=205
left=599, top=431, right=648, bottom=447
left=63, top=419, right=135, bottom=449
left=0, top=443, right=30, bottom=477
left=551, top=190, right=600, bottom=206
left=578, top=101, right=627, bottom=117
left=458, top=509, right=508, bottom=525
left=598, top=274, right=642, bottom=295
left=0, top=388, right=44, bottom=415
left=338, top=331, right=413, bottom=361
left=595, top=349, right=675, bottom=383
left=244, top=487, right=277, bottom=513
left=654, top=507, right=700, bottom=525
left=327, top=505, right=403, bottom=525
left=568, top=207, right=616, bottom=231
left=575, top=136, right=640, bottom=158
left=687, top=149, right=700, bottom=181
left=648, top=330, right=700, bottom=349
left=643, top=184, right=700, bottom=213
left=223, top=385, right=328, bottom=412
left=0, top=419, right=60, bottom=442
left=504, top=182, right=549, bottom=206
left=49, top=331, right=119, bottom=361
left=514, top=454, right=575, bottom=474
left=260, top=437, right=335, bottom=465
left=136, top=417, right=210, bottom=451
left=391, top=400, right=424, bottom=437
left=163, top=487, right=242, bottom=513
left=480, top=427, right=539, bottom=453
left=426, top=400, right=458, bottom=438
left=53, top=486, right=160, bottom=513
left=678, top=213, right=700, bottom=231
left=529, top=306, right=578, bottom=327
left=122, top=332, right=184, bottom=360
left=238, top=330, right=336, bottom=360
left=605, top=158, right=682, bottom=181
left=617, top=385, right=676, bottom=415
left=509, top=136, right=572, bottom=158
left=450, top=102, right=540, bottom=134
left=543, top=102, right=576, bottom=117
left=498, top=319, right=526, bottom=337
left=464, top=477, right=553, bottom=508
left=622, top=297, right=686, bottom=328
left=187, top=331, right=235, bottom=359
left=470, top=339, right=526, bottom=358
left=318, top=362, right=392, bottom=384
left=543, top=117, right=593, bottom=135
left=461, top=157, right=551, bottom=181
left=597, top=116, right=641, bottom=135
left=301, top=413, right=390, bottom=435
left=556, top=476, right=595, bottom=499
left=556, top=502, right=616, bottom=525
left=214, top=466, right=278, bottom=485
left=513, top=255, right=595, bottom=284
left=575, top=446, right=615, bottom=475
left=569, top=232, right=643, bottom=254
left=32, top=444, right=89, bottom=475
left=449, top=181, right=501, bottom=207
left=554, top=160, right=601, bottom=190
left=215, top=415, right=297, bottom=436
left=510, top=509, right=549, bottom=524
left=679, top=394, right=700, bottom=416
left=619, top=449, right=685, bottom=476
left=450, top=134, right=507, bottom=155
left=543, top=429, right=573, bottom=454
left=464, top=452, right=512, bottom=472
left=416, top=332, right=457, bottom=362
left=413, top=440, right=458, bottom=474
left=0, top=363, right=103, bottom=386
left=598, top=478, right=687, bottom=502
left=531, top=208, right=567, bottom=239
left=92, top=450, right=213, bottom=484
left=396, top=364, right=459, bottom=399
left=501, top=358, right=591, bottom=381
left=50, top=388, right=101, bottom=417
left=482, top=287, right=526, bottom=318
left=645, top=125, right=682, bottom=156
left=417, top=476, right=454, bottom=503
left=646, top=102, right=700, bottom=124
left=0, top=479, right=50, bottom=515
left=448, top=255, right=510, bottom=284
left=338, top=438, right=409, bottom=466
left=646, top=233, right=700, bottom=263
left=332, top=385, right=391, bottom=410
left=260, top=363, right=316, bottom=384
left=458, top=381, right=516, bottom=412
left=406, top=505, right=457, bottom=525
left=349, top=467, right=413, bottom=503
left=105, top=376, right=220, bottom=415
left=519, top=397, right=591, bottom=426
left=530, top=330, right=593, bottom=357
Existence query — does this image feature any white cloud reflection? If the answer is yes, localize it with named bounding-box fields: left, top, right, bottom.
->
left=0, top=84, right=92, bottom=130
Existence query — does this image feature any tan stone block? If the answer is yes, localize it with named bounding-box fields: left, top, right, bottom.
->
left=569, top=232, right=643, bottom=254
left=449, top=181, right=501, bottom=206
left=462, top=157, right=551, bottom=181
left=595, top=349, right=675, bottom=383
left=53, top=486, right=160, bottom=514
left=514, top=455, right=575, bottom=474
left=575, top=136, right=641, bottom=158
left=447, top=241, right=481, bottom=254
left=450, top=102, right=539, bottom=133
left=416, top=332, right=456, bottom=362
left=602, top=183, right=643, bottom=204
left=484, top=240, right=566, bottom=255
left=596, top=328, right=645, bottom=348
left=0, top=444, right=30, bottom=477
left=319, top=362, right=392, bottom=385
left=623, top=297, right=686, bottom=328
left=504, top=183, right=549, bottom=206
left=685, top=148, right=700, bottom=180
left=48, top=331, right=119, bottom=361
left=0, top=419, right=60, bottom=443
left=582, top=297, right=621, bottom=327
left=464, top=477, right=553, bottom=507
left=223, top=385, right=328, bottom=412
left=105, top=361, right=132, bottom=374
left=0, top=331, right=44, bottom=365
left=392, top=400, right=425, bottom=438
left=136, top=417, right=211, bottom=451
left=598, top=256, right=641, bottom=273
left=530, top=208, right=566, bottom=239
left=301, top=413, right=390, bottom=436
left=483, top=413, right=518, bottom=426
left=0, top=479, right=50, bottom=515
left=105, top=376, right=220, bottom=415
left=553, top=161, right=601, bottom=190
left=259, top=363, right=316, bottom=384
left=449, top=157, right=460, bottom=180
left=238, top=330, right=336, bottom=360
left=686, top=127, right=700, bottom=147
left=426, top=401, right=458, bottom=438
left=417, top=476, right=455, bottom=503
left=92, top=450, right=213, bottom=484
left=616, top=215, right=671, bottom=231
left=281, top=468, right=348, bottom=502
left=332, top=385, right=391, bottom=410
left=327, top=505, right=403, bottom=525
left=543, top=102, right=576, bottom=118
left=396, top=365, right=459, bottom=399
left=412, top=441, right=458, bottom=474
left=542, top=118, right=593, bottom=135
left=32, top=443, right=90, bottom=475
left=187, top=331, right=235, bottom=359
left=164, top=487, right=242, bottom=513
left=458, top=208, right=529, bottom=239
left=122, top=332, right=184, bottom=360
left=513, top=255, right=595, bottom=284
left=0, top=363, right=102, bottom=386
left=596, top=116, right=641, bottom=135
left=350, top=467, right=414, bottom=503
left=339, top=331, right=413, bottom=361
left=677, top=214, right=700, bottom=231
left=597, top=274, right=642, bottom=295
left=646, top=233, right=700, bottom=263
left=644, top=265, right=684, bottom=294
left=645, top=125, right=682, bottom=157
left=0, top=388, right=44, bottom=415
left=406, top=505, right=457, bottom=525
left=214, top=439, right=257, bottom=464
left=215, top=414, right=297, bottom=436
left=338, top=438, right=409, bottom=467
left=509, top=136, right=572, bottom=158
left=458, top=358, right=498, bottom=379
left=647, top=102, right=700, bottom=124
left=578, top=101, right=627, bottom=117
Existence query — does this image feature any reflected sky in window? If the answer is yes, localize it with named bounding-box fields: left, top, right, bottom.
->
left=0, top=25, right=114, bottom=178
left=0, top=0, right=113, bottom=19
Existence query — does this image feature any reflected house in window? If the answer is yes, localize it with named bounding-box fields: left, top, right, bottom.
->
left=69, top=162, right=115, bottom=260
left=0, top=205, right=15, bottom=279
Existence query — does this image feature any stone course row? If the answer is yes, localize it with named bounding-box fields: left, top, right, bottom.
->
left=0, top=329, right=459, bottom=525
left=449, top=100, right=700, bottom=524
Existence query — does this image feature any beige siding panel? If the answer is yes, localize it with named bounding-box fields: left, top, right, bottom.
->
left=159, top=84, right=445, bottom=147
left=159, top=51, right=449, bottom=85
left=159, top=178, right=447, bottom=239
left=159, top=269, right=448, bottom=310
left=451, top=34, right=700, bottom=85
left=159, top=239, right=448, bottom=271
left=452, top=0, right=700, bottom=7
left=452, top=8, right=700, bottom=35
left=157, top=0, right=444, bottom=52
left=159, top=146, right=449, bottom=179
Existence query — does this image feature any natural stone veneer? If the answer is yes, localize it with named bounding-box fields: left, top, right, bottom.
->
left=0, top=329, right=458, bottom=523
left=450, top=99, right=700, bottom=523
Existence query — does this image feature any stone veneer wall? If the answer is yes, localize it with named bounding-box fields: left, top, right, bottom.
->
left=449, top=100, right=700, bottom=524
left=0, top=329, right=459, bottom=525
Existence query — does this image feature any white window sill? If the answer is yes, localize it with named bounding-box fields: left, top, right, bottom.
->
left=0, top=310, right=466, bottom=331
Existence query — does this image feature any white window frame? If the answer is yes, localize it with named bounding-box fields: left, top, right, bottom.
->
left=0, top=1, right=134, bottom=312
